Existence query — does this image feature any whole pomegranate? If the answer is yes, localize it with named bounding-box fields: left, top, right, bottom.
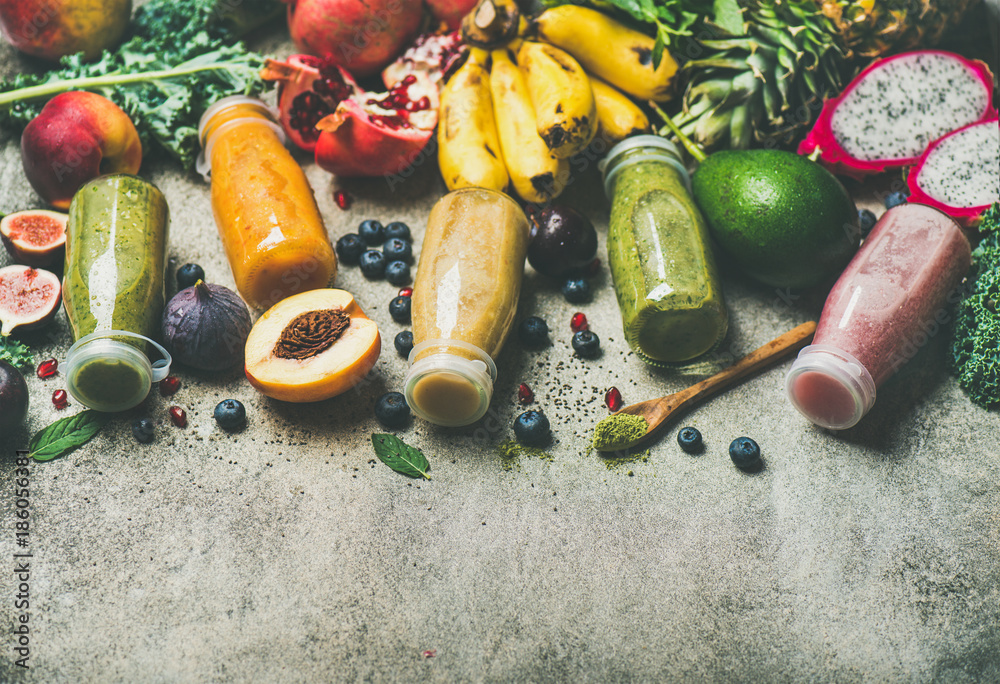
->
left=283, top=0, right=423, bottom=78
left=262, top=55, right=438, bottom=177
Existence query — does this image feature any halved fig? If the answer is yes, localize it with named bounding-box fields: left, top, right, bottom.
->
left=245, top=289, right=381, bottom=402
left=0, top=265, right=62, bottom=336
left=0, top=210, right=68, bottom=267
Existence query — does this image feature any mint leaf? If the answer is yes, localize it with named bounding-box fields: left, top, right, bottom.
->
left=0, top=338, right=33, bottom=371
left=371, top=434, right=431, bottom=480
left=29, top=410, right=111, bottom=462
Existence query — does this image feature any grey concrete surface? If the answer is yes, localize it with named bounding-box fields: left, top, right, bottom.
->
left=2, top=9, right=999, bottom=684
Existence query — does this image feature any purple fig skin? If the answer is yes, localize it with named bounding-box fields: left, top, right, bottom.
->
left=526, top=206, right=598, bottom=278
left=0, top=265, right=62, bottom=336
left=161, top=281, right=252, bottom=371
left=0, top=360, right=29, bottom=436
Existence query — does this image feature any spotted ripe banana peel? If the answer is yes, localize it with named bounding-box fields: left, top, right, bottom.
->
left=517, top=40, right=597, bottom=160
left=589, top=75, right=651, bottom=145
left=437, top=50, right=508, bottom=193
left=532, top=5, right=678, bottom=103
left=489, top=47, right=569, bottom=204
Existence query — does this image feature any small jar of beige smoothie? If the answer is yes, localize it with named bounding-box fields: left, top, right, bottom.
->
left=405, top=188, right=530, bottom=426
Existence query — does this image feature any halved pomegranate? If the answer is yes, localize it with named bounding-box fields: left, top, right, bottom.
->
left=262, top=48, right=446, bottom=178
left=0, top=265, right=62, bottom=337
left=0, top=210, right=67, bottom=268
left=381, top=29, right=467, bottom=92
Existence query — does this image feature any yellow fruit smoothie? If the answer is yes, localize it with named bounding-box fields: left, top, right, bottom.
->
left=405, top=188, right=530, bottom=426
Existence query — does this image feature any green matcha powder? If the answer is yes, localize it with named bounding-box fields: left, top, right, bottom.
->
left=591, top=413, right=649, bottom=451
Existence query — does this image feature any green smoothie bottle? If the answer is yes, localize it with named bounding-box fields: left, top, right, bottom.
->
left=62, top=175, right=172, bottom=412
left=600, top=135, right=728, bottom=366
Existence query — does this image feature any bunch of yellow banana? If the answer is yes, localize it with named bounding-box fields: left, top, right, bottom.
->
left=437, top=3, right=678, bottom=203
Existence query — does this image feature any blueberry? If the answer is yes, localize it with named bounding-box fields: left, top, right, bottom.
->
left=375, top=391, right=410, bottom=428
left=729, top=436, right=762, bottom=470
left=214, top=399, right=246, bottom=430
left=561, top=277, right=592, bottom=303
left=394, top=330, right=414, bottom=358
left=389, top=295, right=411, bottom=323
left=382, top=238, right=412, bottom=263
left=857, top=209, right=877, bottom=238
left=572, top=330, right=601, bottom=358
left=176, top=263, right=205, bottom=290
left=518, top=316, right=549, bottom=347
left=358, top=219, right=386, bottom=245
left=884, top=191, right=908, bottom=209
left=336, top=234, right=366, bottom=265
left=131, top=418, right=155, bottom=444
left=513, top=409, right=550, bottom=446
left=384, top=260, right=411, bottom=286
left=384, top=221, right=411, bottom=241
left=359, top=250, right=387, bottom=278
left=677, top=426, right=703, bottom=454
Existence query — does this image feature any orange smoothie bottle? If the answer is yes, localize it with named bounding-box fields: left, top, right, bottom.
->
left=197, top=96, right=336, bottom=310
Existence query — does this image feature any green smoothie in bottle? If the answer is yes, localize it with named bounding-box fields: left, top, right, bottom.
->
left=601, top=135, right=728, bottom=365
left=62, top=174, right=172, bottom=412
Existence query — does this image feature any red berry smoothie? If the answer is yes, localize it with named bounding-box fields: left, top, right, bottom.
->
left=786, top=203, right=971, bottom=429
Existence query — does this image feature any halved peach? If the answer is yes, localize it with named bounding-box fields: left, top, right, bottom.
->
left=244, top=289, right=381, bottom=402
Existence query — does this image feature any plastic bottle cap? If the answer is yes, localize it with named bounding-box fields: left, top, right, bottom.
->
left=404, top=339, right=496, bottom=427
left=64, top=330, right=172, bottom=413
left=599, top=134, right=690, bottom=198
left=785, top=344, right=876, bottom=430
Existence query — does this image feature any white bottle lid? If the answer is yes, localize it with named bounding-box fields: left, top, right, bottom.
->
left=63, top=330, right=172, bottom=413
left=404, top=339, right=496, bottom=427
left=785, top=344, right=876, bottom=430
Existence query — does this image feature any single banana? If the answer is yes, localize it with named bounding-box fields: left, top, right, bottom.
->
left=532, top=5, right=679, bottom=102
left=518, top=40, right=597, bottom=159
left=589, top=75, right=651, bottom=145
left=490, top=48, right=569, bottom=204
left=437, top=50, right=509, bottom=193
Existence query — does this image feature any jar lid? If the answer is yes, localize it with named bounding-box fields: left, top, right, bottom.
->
left=599, top=134, right=690, bottom=198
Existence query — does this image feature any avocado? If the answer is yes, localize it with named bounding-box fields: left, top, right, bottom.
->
left=691, top=149, right=860, bottom=289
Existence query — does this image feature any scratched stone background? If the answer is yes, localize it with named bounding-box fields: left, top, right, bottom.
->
left=1, top=2, right=999, bottom=682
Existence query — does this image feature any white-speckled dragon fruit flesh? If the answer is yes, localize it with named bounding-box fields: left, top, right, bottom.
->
left=799, top=51, right=996, bottom=179
left=907, top=118, right=1000, bottom=226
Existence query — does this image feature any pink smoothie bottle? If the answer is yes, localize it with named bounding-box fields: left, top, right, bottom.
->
left=785, top=203, right=971, bottom=429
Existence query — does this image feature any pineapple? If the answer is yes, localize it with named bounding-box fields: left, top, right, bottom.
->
left=820, top=0, right=976, bottom=58
left=664, top=0, right=979, bottom=151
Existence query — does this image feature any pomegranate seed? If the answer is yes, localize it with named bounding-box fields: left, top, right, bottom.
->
left=518, top=383, right=534, bottom=404
left=334, top=190, right=352, bottom=210
left=397, top=287, right=413, bottom=297
left=584, top=258, right=601, bottom=277
left=605, top=387, right=623, bottom=412
left=570, top=312, right=588, bottom=333
left=169, top=406, right=187, bottom=428
left=37, top=358, right=58, bottom=379
left=52, top=389, right=68, bottom=409
left=159, top=376, right=181, bottom=396
left=401, top=74, right=417, bottom=86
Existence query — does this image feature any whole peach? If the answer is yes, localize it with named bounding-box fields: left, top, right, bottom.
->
left=284, top=0, right=423, bottom=78
left=21, top=91, right=142, bottom=210
left=0, top=0, right=132, bottom=62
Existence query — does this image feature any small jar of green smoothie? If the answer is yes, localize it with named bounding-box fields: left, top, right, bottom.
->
left=601, top=135, right=728, bottom=365
left=62, top=175, right=172, bottom=412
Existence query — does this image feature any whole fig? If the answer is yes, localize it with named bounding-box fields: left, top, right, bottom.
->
left=0, top=360, right=28, bottom=436
left=162, top=281, right=252, bottom=370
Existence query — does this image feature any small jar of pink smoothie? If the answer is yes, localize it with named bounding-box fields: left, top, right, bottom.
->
left=785, top=203, right=972, bottom=429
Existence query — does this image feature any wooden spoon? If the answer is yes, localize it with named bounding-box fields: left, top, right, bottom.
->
left=593, top=321, right=817, bottom=452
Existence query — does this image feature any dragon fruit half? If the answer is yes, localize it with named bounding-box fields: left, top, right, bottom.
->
left=906, top=118, right=1000, bottom=227
left=799, top=51, right=996, bottom=180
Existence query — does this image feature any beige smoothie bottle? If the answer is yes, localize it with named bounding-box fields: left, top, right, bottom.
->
left=405, top=188, right=531, bottom=426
